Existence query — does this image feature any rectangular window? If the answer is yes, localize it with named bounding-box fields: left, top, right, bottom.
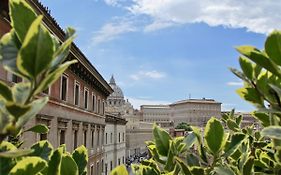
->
left=83, top=130, right=87, bottom=146
left=105, top=133, right=108, bottom=144
left=123, top=156, right=125, bottom=164
left=74, top=130, right=78, bottom=149
left=118, top=133, right=120, bottom=143
left=102, top=101, right=105, bottom=115
left=40, top=133, right=47, bottom=140
left=123, top=132, right=125, bottom=142
left=74, top=82, right=80, bottom=106
left=91, top=130, right=94, bottom=148
left=60, top=130, right=65, bottom=145
left=90, top=165, right=94, bottom=175
left=92, top=94, right=96, bottom=112
left=60, top=75, right=68, bottom=101
left=42, top=87, right=50, bottom=95
left=118, top=158, right=120, bottom=165
left=110, top=161, right=113, bottom=171
left=97, top=99, right=101, bottom=114
left=110, top=133, right=113, bottom=143
left=84, top=88, right=89, bottom=109
left=105, top=163, right=108, bottom=175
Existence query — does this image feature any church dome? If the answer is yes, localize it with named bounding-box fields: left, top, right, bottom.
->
left=108, top=75, right=124, bottom=100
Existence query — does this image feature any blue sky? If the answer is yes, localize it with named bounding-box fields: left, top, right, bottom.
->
left=40, top=0, right=281, bottom=112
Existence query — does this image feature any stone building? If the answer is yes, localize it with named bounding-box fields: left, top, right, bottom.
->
left=170, top=98, right=222, bottom=127
left=105, top=76, right=153, bottom=157
left=140, top=105, right=173, bottom=129
left=0, top=1, right=113, bottom=174
left=104, top=114, right=127, bottom=175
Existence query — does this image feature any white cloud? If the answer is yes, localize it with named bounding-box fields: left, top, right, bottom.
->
left=127, top=97, right=170, bottom=109
left=92, top=20, right=137, bottom=45
left=130, top=70, right=166, bottom=80
left=128, top=0, right=281, bottom=34
left=226, top=81, right=243, bottom=86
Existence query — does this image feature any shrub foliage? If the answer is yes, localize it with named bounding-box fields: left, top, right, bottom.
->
left=0, top=0, right=87, bottom=175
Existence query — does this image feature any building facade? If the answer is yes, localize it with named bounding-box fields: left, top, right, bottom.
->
left=104, top=114, right=126, bottom=175
left=0, top=1, right=113, bottom=175
left=105, top=76, right=153, bottom=157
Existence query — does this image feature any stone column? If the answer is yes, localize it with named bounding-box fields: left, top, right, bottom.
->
left=86, top=123, right=91, bottom=150
left=78, top=122, right=83, bottom=146
left=94, top=124, right=98, bottom=153
left=65, top=120, right=73, bottom=152
left=49, top=117, right=58, bottom=148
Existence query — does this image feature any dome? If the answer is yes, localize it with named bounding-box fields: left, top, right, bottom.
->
left=108, top=75, right=124, bottom=100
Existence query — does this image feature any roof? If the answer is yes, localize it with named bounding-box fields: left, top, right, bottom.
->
left=26, top=0, right=113, bottom=95
left=170, top=98, right=221, bottom=106
left=140, top=105, right=170, bottom=109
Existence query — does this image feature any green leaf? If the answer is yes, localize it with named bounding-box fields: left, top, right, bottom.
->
left=72, top=145, right=88, bottom=175
left=275, top=148, right=281, bottom=164
left=153, top=124, right=171, bottom=156
left=9, top=157, right=47, bottom=175
left=16, top=97, right=49, bottom=128
left=0, top=30, right=23, bottom=77
left=229, top=68, right=249, bottom=83
left=9, top=0, right=37, bottom=42
left=110, top=165, right=128, bottom=175
left=61, top=153, right=78, bottom=175
left=186, top=153, right=200, bottom=166
left=0, top=81, right=13, bottom=101
left=0, top=149, right=33, bottom=158
left=239, top=56, right=253, bottom=80
left=34, top=60, right=77, bottom=95
left=236, top=46, right=281, bottom=77
left=242, top=156, right=254, bottom=175
left=164, top=141, right=175, bottom=171
left=46, top=147, right=63, bottom=175
left=252, top=112, right=270, bottom=127
left=226, top=119, right=240, bottom=132
left=237, top=87, right=264, bottom=107
left=0, top=141, right=17, bottom=175
left=50, top=28, right=75, bottom=71
left=175, top=157, right=192, bottom=175
left=235, top=115, right=243, bottom=126
left=214, top=166, right=236, bottom=175
left=141, top=159, right=160, bottom=174
left=184, top=132, right=196, bottom=148
left=204, top=117, right=224, bottom=154
left=29, top=140, right=53, bottom=161
left=6, top=103, right=31, bottom=119
left=25, top=124, right=49, bottom=134
left=265, top=30, right=281, bottom=66
left=17, top=15, right=54, bottom=78
left=11, top=82, right=31, bottom=105
left=261, top=126, right=281, bottom=140
left=224, top=133, right=246, bottom=157
left=190, top=166, right=204, bottom=175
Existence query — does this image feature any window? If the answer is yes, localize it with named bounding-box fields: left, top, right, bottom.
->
left=97, top=99, right=101, bottom=114
left=83, top=130, right=87, bottom=146
left=110, top=161, right=113, bottom=171
left=73, top=130, right=78, bottom=149
left=43, top=87, right=50, bottom=95
left=60, top=75, right=68, bottom=101
left=110, top=133, right=113, bottom=143
left=118, top=133, right=120, bottom=143
left=123, top=132, right=125, bottom=142
left=84, top=88, right=89, bottom=109
left=59, top=130, right=65, bottom=145
left=105, top=133, right=108, bottom=144
left=74, top=81, right=80, bottom=106
left=91, top=130, right=94, bottom=148
left=40, top=133, right=47, bottom=140
left=118, top=158, right=120, bottom=165
left=123, top=156, right=125, bottom=164
left=92, top=94, right=96, bottom=112
left=102, top=100, right=105, bottom=115
left=90, top=165, right=94, bottom=175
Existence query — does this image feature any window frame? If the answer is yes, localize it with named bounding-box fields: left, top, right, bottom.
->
left=74, top=80, right=80, bottom=106
left=60, top=74, right=68, bottom=101
left=84, top=87, right=89, bottom=109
